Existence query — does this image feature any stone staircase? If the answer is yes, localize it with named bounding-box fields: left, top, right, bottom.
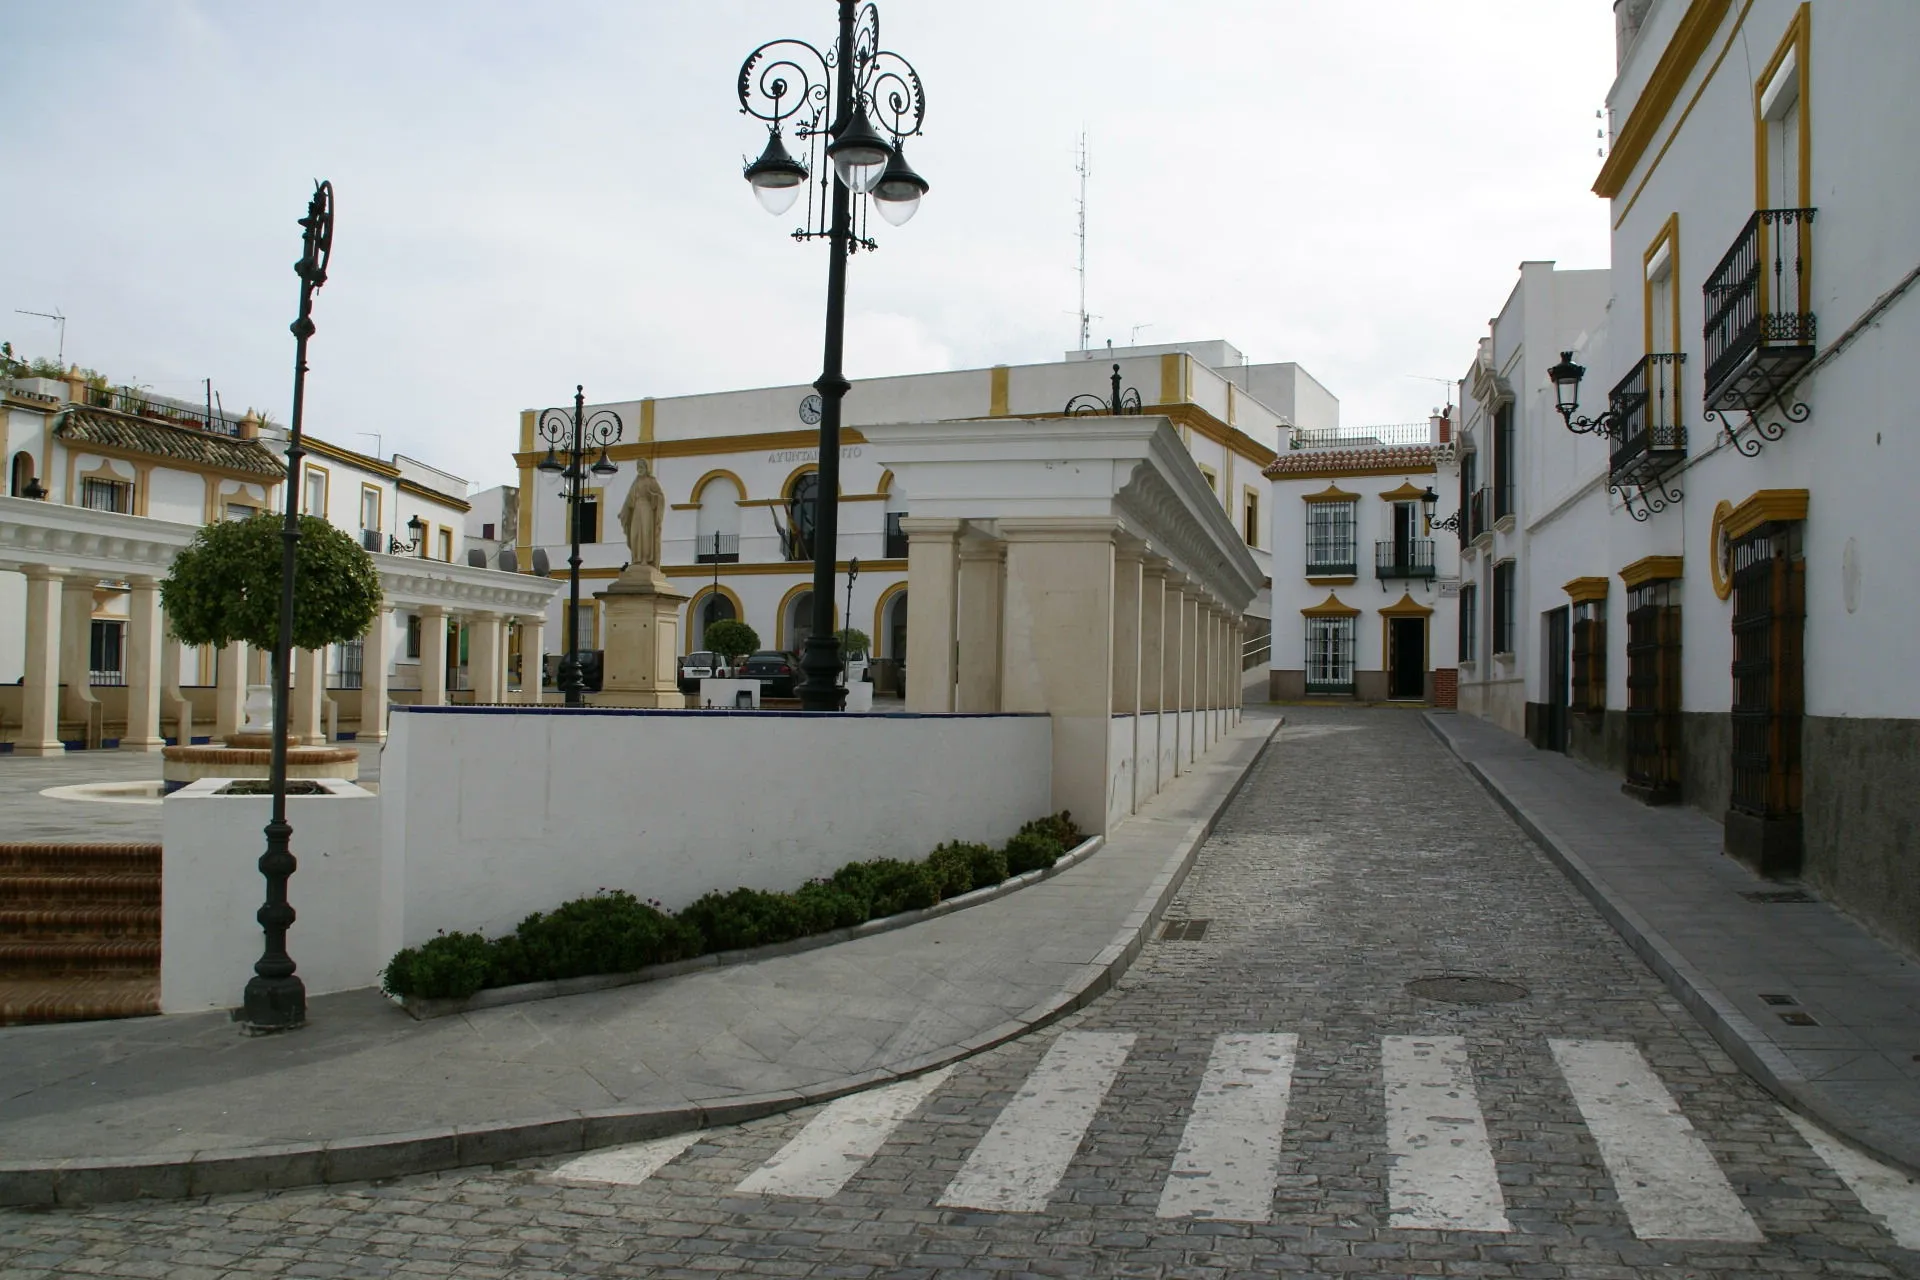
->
left=0, top=843, right=161, bottom=1025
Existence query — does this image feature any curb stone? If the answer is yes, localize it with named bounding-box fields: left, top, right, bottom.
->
left=0, top=714, right=1280, bottom=1208
left=1422, top=711, right=1920, bottom=1179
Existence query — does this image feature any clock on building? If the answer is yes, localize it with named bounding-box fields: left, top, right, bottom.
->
left=798, top=393, right=823, bottom=424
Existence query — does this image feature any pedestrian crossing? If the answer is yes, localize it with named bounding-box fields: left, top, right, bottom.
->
left=553, top=1031, right=1920, bottom=1246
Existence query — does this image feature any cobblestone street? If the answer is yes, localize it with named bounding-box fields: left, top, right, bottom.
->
left=2, top=708, right=1915, bottom=1278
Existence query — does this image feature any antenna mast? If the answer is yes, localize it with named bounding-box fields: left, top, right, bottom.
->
left=1075, top=132, right=1090, bottom=355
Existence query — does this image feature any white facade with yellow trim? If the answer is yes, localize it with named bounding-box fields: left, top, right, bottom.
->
left=514, top=343, right=1327, bottom=685
left=1460, top=0, right=1920, bottom=954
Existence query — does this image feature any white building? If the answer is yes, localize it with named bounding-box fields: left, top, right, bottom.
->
left=0, top=367, right=554, bottom=751
left=513, top=343, right=1325, bottom=692
left=1264, top=415, right=1461, bottom=704
left=1455, top=1, right=1920, bottom=955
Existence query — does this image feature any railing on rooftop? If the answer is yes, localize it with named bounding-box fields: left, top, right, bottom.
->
left=84, top=386, right=243, bottom=437
left=1291, top=422, right=1433, bottom=450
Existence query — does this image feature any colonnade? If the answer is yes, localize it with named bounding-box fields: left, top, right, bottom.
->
left=8, top=567, right=546, bottom=754
left=899, top=515, right=1245, bottom=831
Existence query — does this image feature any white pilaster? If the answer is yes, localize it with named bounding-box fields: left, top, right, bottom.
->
left=17, top=567, right=65, bottom=755
left=471, top=613, right=504, bottom=703
left=1111, top=539, right=1143, bottom=816
left=214, top=641, right=247, bottom=740
left=517, top=614, right=546, bottom=703
left=120, top=577, right=166, bottom=752
left=59, top=577, right=99, bottom=732
left=419, top=605, right=449, bottom=706
left=901, top=517, right=963, bottom=713
left=360, top=607, right=392, bottom=740
left=293, top=647, right=327, bottom=744
left=955, top=537, right=1005, bottom=713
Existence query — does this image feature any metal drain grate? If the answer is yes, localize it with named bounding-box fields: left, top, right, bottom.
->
left=1779, top=1011, right=1821, bottom=1026
left=1160, top=918, right=1212, bottom=942
left=1759, top=993, right=1799, bottom=1006
left=1406, top=975, right=1530, bottom=1004
left=1741, top=889, right=1815, bottom=903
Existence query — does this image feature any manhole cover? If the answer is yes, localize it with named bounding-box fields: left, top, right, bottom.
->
left=1160, top=918, right=1211, bottom=942
left=1741, top=889, right=1815, bottom=903
left=1407, top=976, right=1530, bottom=1004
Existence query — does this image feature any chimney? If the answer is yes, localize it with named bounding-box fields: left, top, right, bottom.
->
left=237, top=410, right=261, bottom=440
left=1615, top=0, right=1655, bottom=68
left=1432, top=409, right=1452, bottom=445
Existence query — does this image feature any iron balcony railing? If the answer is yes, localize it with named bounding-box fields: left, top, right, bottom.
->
left=1374, top=538, right=1436, bottom=579
left=1609, top=352, right=1688, bottom=480
left=1291, top=422, right=1434, bottom=449
left=694, top=532, right=741, bottom=564
left=85, top=385, right=243, bottom=436
left=884, top=512, right=908, bottom=559
left=1703, top=207, right=1816, bottom=411
left=360, top=528, right=383, bottom=553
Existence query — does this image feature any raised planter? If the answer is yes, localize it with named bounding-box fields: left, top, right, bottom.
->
left=396, top=833, right=1105, bottom=1020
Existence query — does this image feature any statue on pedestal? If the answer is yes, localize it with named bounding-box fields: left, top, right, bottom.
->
left=617, top=458, right=666, bottom=574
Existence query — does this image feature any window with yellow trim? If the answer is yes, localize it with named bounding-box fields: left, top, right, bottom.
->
left=437, top=527, right=453, bottom=562
left=302, top=465, right=328, bottom=517
left=1242, top=488, right=1260, bottom=548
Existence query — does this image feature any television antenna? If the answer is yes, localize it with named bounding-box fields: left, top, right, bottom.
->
left=14, top=309, right=65, bottom=365
left=1406, top=374, right=1454, bottom=414
left=1075, top=131, right=1092, bottom=355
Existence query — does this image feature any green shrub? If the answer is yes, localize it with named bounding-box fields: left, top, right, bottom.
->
left=1004, top=831, right=1064, bottom=876
left=828, top=861, right=882, bottom=915
left=496, top=891, right=699, bottom=984
left=792, top=880, right=870, bottom=931
left=381, top=931, right=494, bottom=1001
left=1018, top=811, right=1083, bottom=851
left=964, top=841, right=1010, bottom=887
left=925, top=842, right=982, bottom=898
left=677, top=887, right=809, bottom=952
left=863, top=858, right=941, bottom=916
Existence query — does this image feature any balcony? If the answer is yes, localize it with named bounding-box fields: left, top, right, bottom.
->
left=1375, top=538, right=1436, bottom=580
left=1608, top=353, right=1688, bottom=482
left=360, top=528, right=383, bottom=553
left=884, top=512, right=908, bottom=559
left=694, top=532, right=740, bottom=564
left=1467, top=487, right=1491, bottom=543
left=1703, top=208, right=1816, bottom=411
left=1305, top=549, right=1357, bottom=578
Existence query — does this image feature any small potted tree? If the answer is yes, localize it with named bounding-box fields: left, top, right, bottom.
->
left=161, top=513, right=382, bottom=751
left=702, top=618, right=760, bottom=673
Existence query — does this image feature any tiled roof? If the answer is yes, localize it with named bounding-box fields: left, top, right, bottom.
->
left=54, top=408, right=284, bottom=478
left=1264, top=443, right=1442, bottom=478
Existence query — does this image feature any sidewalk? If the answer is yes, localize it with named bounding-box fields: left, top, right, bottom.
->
left=1426, top=710, right=1920, bottom=1177
left=0, top=711, right=1280, bottom=1207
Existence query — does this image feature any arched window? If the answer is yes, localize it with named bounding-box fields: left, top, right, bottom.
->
left=699, top=592, right=735, bottom=637
left=782, top=589, right=814, bottom=652
left=883, top=473, right=908, bottom=558
left=884, top=589, right=909, bottom=660
left=10, top=451, right=39, bottom=498
left=694, top=473, right=742, bottom=563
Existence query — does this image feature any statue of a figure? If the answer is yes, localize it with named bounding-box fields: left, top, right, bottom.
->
left=617, top=458, right=666, bottom=569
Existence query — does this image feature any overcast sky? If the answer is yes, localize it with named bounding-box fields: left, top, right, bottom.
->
left=2, top=2, right=1618, bottom=492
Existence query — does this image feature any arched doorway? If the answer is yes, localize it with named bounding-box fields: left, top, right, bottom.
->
left=781, top=589, right=814, bottom=654
left=10, top=451, right=38, bottom=497
left=884, top=589, right=909, bottom=661
left=694, top=591, right=736, bottom=651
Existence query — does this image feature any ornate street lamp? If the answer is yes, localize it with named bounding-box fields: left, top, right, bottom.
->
left=536, top=386, right=621, bottom=707
left=1547, top=351, right=1623, bottom=438
left=242, top=180, right=333, bottom=1033
left=1064, top=363, right=1144, bottom=416
left=1419, top=485, right=1462, bottom=535
left=387, top=514, right=426, bottom=556
left=738, top=1, right=928, bottom=712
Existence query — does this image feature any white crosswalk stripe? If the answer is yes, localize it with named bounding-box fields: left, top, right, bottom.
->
left=938, top=1031, right=1136, bottom=1213
left=1157, top=1033, right=1297, bottom=1222
left=1783, top=1107, right=1920, bottom=1250
left=1549, top=1038, right=1763, bottom=1242
left=551, top=1131, right=703, bottom=1185
left=1382, top=1035, right=1512, bottom=1232
left=735, top=1066, right=955, bottom=1199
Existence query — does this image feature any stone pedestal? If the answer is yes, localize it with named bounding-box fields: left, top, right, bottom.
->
left=596, top=567, right=691, bottom=709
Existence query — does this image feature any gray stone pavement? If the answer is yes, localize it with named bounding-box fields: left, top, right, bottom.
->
left=1426, top=709, right=1920, bottom=1178
left=0, top=745, right=386, bottom=843
left=0, top=713, right=1276, bottom=1205
left=2, top=707, right=1914, bottom=1278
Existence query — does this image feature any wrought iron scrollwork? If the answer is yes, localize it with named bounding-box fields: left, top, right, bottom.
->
left=1065, top=363, right=1143, bottom=416
left=1703, top=400, right=1807, bottom=458
left=1610, top=472, right=1684, bottom=523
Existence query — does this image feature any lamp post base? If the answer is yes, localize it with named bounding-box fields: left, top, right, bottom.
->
left=240, top=974, right=306, bottom=1032
left=797, top=634, right=848, bottom=712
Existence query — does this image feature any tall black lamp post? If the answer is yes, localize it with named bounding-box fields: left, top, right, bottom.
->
left=242, top=180, right=333, bottom=1033
left=738, top=1, right=928, bottom=712
left=536, top=387, right=621, bottom=706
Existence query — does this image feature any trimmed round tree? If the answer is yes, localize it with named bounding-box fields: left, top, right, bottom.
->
left=703, top=618, right=760, bottom=660
left=836, top=627, right=871, bottom=656
left=161, top=514, right=382, bottom=668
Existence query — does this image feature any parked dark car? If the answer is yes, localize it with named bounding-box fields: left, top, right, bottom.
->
left=737, top=650, right=800, bottom=697
left=676, top=650, right=732, bottom=694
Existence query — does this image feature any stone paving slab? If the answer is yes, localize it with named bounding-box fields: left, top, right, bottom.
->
left=0, top=711, right=1280, bottom=1205
left=1425, top=709, right=1920, bottom=1177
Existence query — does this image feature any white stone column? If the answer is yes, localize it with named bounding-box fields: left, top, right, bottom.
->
left=17, top=567, right=65, bottom=756
left=1183, top=590, right=1201, bottom=765
left=214, top=641, right=247, bottom=740
left=161, top=632, right=191, bottom=745
left=1138, top=557, right=1168, bottom=802
left=59, top=578, right=99, bottom=733
left=419, top=605, right=449, bottom=706
left=998, top=516, right=1117, bottom=833
left=1196, top=602, right=1213, bottom=753
left=471, top=613, right=504, bottom=703
left=120, top=577, right=166, bottom=752
left=954, top=537, right=1004, bottom=713
left=1235, top=619, right=1247, bottom=720
left=1111, top=539, right=1143, bottom=816
left=1163, top=575, right=1187, bottom=775
left=293, top=647, right=327, bottom=744
left=359, top=607, right=392, bottom=740
left=900, top=517, right=963, bottom=713
left=517, top=613, right=546, bottom=703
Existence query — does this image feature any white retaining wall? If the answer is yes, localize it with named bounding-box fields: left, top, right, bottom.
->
left=378, top=707, right=1054, bottom=957
left=160, top=779, right=381, bottom=1013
